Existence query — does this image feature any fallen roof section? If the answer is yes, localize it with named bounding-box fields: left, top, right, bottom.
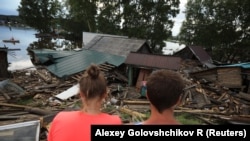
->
left=29, top=49, right=77, bottom=64
left=222, top=62, right=250, bottom=69
left=46, top=49, right=125, bottom=78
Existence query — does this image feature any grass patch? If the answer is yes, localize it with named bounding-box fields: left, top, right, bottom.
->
left=175, top=113, right=205, bottom=125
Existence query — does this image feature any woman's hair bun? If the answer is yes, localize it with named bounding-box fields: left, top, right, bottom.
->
left=87, top=64, right=100, bottom=79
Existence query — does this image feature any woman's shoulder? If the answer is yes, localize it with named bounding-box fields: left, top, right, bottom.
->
left=53, top=111, right=79, bottom=120
left=99, top=113, right=122, bottom=124
left=102, top=113, right=121, bottom=119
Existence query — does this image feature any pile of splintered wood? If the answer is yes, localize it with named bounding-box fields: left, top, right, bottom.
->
left=1, top=67, right=250, bottom=127
left=176, top=78, right=250, bottom=125
left=1, top=66, right=250, bottom=141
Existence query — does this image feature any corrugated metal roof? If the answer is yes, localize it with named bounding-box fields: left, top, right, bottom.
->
left=221, top=62, right=250, bottom=69
left=85, top=36, right=147, bottom=57
left=29, top=49, right=78, bottom=64
left=47, top=49, right=125, bottom=78
left=31, top=49, right=76, bottom=59
left=124, top=52, right=182, bottom=70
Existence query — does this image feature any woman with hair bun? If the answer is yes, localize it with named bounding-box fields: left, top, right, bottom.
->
left=48, top=64, right=122, bottom=141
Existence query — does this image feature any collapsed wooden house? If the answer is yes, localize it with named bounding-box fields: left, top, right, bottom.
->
left=84, top=35, right=152, bottom=57
left=124, top=52, right=183, bottom=89
left=28, top=35, right=153, bottom=80
left=174, top=45, right=216, bottom=69
left=190, top=62, right=250, bottom=94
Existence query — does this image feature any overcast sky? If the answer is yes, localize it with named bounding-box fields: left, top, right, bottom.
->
left=172, top=0, right=187, bottom=36
left=0, top=0, right=20, bottom=15
left=0, top=0, right=187, bottom=36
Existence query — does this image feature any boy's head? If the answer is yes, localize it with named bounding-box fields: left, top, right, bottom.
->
left=146, top=69, right=185, bottom=113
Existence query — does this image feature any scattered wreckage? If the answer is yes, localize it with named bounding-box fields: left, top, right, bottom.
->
left=0, top=60, right=249, bottom=140
left=1, top=42, right=250, bottom=140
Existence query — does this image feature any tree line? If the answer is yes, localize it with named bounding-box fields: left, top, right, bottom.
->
left=179, top=0, right=250, bottom=63
left=17, top=0, right=250, bottom=63
left=0, top=15, right=21, bottom=25
left=17, top=0, right=180, bottom=53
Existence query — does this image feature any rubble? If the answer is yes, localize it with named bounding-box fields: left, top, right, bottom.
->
left=0, top=61, right=250, bottom=140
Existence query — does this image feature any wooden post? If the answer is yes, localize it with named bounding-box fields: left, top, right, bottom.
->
left=0, top=48, right=9, bottom=78
left=128, top=66, right=133, bottom=86
left=0, top=47, right=21, bottom=78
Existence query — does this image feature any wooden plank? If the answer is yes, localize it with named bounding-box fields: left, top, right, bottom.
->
left=123, top=100, right=149, bottom=105
left=119, top=107, right=147, bottom=118
left=0, top=115, right=21, bottom=120
left=100, top=63, right=115, bottom=68
left=217, top=93, right=227, bottom=101
left=98, top=65, right=113, bottom=70
left=98, top=67, right=109, bottom=72
left=114, top=71, right=129, bottom=83
left=34, top=83, right=58, bottom=90
left=217, top=68, right=242, bottom=88
left=36, top=70, right=51, bottom=83
left=0, top=103, right=53, bottom=115
left=0, top=90, right=11, bottom=100
left=55, top=84, right=79, bottom=100
left=235, top=92, right=250, bottom=102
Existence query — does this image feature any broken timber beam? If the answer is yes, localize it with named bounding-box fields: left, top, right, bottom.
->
left=122, top=100, right=149, bottom=105
left=0, top=102, right=53, bottom=115
left=234, top=92, right=250, bottom=102
left=34, top=83, right=59, bottom=90
left=119, top=107, right=147, bottom=118
left=0, top=90, right=11, bottom=100
left=114, top=71, right=128, bottom=82
left=174, top=109, right=215, bottom=114
left=36, top=70, right=51, bottom=83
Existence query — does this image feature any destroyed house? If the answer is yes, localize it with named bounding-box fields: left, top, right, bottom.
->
left=190, top=62, right=250, bottom=93
left=28, top=35, right=153, bottom=79
left=174, top=45, right=216, bottom=69
left=84, top=35, right=152, bottom=57
left=124, top=52, right=182, bottom=89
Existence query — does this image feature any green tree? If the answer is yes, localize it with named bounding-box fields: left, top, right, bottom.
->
left=179, top=0, right=250, bottom=63
left=96, top=0, right=122, bottom=34
left=18, top=0, right=62, bottom=33
left=64, top=0, right=97, bottom=33
left=121, top=0, right=180, bottom=53
left=18, top=0, right=62, bottom=50
left=63, top=0, right=98, bottom=46
left=63, top=0, right=180, bottom=51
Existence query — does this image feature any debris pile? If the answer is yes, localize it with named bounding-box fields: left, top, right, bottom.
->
left=0, top=63, right=250, bottom=140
